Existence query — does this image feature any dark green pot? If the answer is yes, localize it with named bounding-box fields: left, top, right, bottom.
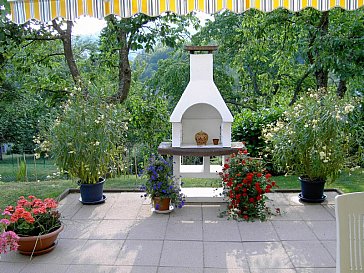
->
left=298, top=176, right=327, bottom=203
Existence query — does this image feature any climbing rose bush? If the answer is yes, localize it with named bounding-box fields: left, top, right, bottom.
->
left=220, top=149, right=278, bottom=221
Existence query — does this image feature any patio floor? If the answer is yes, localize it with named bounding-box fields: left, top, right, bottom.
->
left=0, top=191, right=338, bottom=273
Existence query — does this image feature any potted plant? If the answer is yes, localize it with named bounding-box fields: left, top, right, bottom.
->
left=37, top=87, right=127, bottom=204
left=264, top=88, right=355, bottom=202
left=141, top=155, right=185, bottom=212
left=220, top=148, right=278, bottom=221
left=0, top=195, right=62, bottom=256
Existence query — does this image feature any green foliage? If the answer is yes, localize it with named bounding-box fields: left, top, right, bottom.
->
left=232, top=107, right=284, bottom=157
left=126, top=86, right=170, bottom=159
left=192, top=8, right=364, bottom=109
left=264, top=88, right=356, bottom=182
left=0, top=91, right=52, bottom=153
left=348, top=96, right=364, bottom=166
left=16, top=159, right=27, bottom=182
left=147, top=49, right=190, bottom=111
left=37, top=86, right=128, bottom=184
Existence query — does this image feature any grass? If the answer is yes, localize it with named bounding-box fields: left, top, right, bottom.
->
left=0, top=167, right=363, bottom=209
left=0, top=154, right=59, bottom=182
left=272, top=169, right=364, bottom=193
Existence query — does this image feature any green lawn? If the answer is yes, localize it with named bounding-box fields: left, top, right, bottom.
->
left=0, top=169, right=362, bottom=209
left=273, top=169, right=364, bottom=193
left=0, top=154, right=59, bottom=182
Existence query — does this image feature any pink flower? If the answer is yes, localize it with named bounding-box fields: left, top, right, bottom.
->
left=0, top=219, right=10, bottom=225
left=0, top=231, right=19, bottom=254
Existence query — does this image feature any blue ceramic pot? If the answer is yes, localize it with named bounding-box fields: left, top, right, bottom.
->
left=79, top=178, right=105, bottom=204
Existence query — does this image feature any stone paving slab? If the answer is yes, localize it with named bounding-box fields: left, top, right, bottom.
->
left=0, top=191, right=339, bottom=272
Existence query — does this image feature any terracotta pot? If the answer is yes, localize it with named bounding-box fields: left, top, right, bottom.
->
left=153, top=197, right=171, bottom=211
left=17, top=224, right=64, bottom=256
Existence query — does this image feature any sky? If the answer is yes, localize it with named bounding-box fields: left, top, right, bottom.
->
left=73, top=17, right=107, bottom=36
left=72, top=12, right=212, bottom=37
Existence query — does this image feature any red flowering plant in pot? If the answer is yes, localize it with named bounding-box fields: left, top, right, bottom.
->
left=220, top=149, right=278, bottom=221
left=0, top=195, right=62, bottom=256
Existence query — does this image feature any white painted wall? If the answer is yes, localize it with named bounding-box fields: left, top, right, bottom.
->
left=170, top=54, right=233, bottom=123
left=181, top=104, right=222, bottom=145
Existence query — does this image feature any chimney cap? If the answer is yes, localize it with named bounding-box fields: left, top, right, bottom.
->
left=185, top=45, right=218, bottom=54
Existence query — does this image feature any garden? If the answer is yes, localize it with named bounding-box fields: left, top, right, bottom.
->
left=0, top=1, right=363, bottom=269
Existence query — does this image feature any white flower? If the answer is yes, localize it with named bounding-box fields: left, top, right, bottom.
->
left=319, top=151, right=326, bottom=159
left=344, top=104, right=355, bottom=113
left=68, top=151, right=75, bottom=154
left=95, top=141, right=100, bottom=146
left=34, top=153, right=40, bottom=159
left=323, top=160, right=329, bottom=163
left=95, top=120, right=100, bottom=124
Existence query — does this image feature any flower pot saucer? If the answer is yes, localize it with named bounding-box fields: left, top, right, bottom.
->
left=298, top=193, right=327, bottom=203
left=153, top=205, right=174, bottom=214
left=18, top=241, right=58, bottom=256
left=79, top=195, right=107, bottom=205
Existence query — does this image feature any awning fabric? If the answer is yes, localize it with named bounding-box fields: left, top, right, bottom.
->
left=9, top=0, right=364, bottom=24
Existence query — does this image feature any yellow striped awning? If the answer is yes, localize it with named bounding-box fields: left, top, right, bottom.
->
left=9, top=0, right=364, bottom=24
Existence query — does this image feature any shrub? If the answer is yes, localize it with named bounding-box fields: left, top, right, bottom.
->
left=264, top=88, right=356, bottom=182
left=36, top=86, right=127, bottom=184
left=220, top=148, right=278, bottom=221
left=232, top=107, right=284, bottom=157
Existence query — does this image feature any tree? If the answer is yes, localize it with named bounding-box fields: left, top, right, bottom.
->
left=192, top=8, right=364, bottom=107
left=99, top=13, right=198, bottom=103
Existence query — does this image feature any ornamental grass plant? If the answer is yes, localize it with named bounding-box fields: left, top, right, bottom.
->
left=141, top=155, right=185, bottom=209
left=36, top=87, right=127, bottom=184
left=220, top=149, right=278, bottom=221
left=263, top=88, right=356, bottom=183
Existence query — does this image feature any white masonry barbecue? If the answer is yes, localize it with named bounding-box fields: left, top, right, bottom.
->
left=170, top=46, right=233, bottom=148
left=158, top=46, right=243, bottom=190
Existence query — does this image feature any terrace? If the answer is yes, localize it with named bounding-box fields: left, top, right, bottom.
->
left=0, top=191, right=338, bottom=273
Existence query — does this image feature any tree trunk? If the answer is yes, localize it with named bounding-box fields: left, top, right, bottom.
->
left=114, top=29, right=131, bottom=104
left=315, top=68, right=328, bottom=89
left=315, top=11, right=329, bottom=89
left=337, top=79, right=347, bottom=98
left=52, top=20, right=82, bottom=86
left=289, top=69, right=311, bottom=106
left=306, top=11, right=330, bottom=90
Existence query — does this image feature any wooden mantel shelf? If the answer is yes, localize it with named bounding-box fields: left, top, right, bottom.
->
left=157, top=142, right=244, bottom=156
left=185, top=45, right=218, bottom=54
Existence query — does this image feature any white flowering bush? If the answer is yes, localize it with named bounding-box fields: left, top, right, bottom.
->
left=263, top=88, right=355, bottom=182
left=36, top=87, right=127, bottom=184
